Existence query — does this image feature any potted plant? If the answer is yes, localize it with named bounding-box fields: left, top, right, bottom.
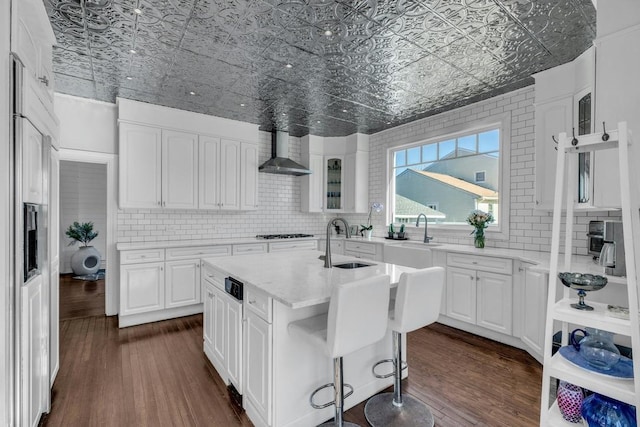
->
left=66, top=221, right=101, bottom=275
left=397, top=223, right=406, bottom=239
left=388, top=223, right=394, bottom=239
left=361, top=202, right=384, bottom=239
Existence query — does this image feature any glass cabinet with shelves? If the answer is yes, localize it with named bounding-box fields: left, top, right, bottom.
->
left=326, top=157, right=343, bottom=210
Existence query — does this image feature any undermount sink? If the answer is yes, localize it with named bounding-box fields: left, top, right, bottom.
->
left=384, top=242, right=435, bottom=268
left=333, top=262, right=375, bottom=269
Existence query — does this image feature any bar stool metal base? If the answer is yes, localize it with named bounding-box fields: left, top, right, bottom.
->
left=317, top=421, right=360, bottom=427
left=364, top=393, right=434, bottom=427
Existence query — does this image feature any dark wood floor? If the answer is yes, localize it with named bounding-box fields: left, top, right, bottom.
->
left=41, top=315, right=541, bottom=427
left=59, top=273, right=105, bottom=320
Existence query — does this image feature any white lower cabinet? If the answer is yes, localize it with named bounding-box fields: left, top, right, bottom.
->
left=244, top=307, right=272, bottom=426
left=520, top=267, right=548, bottom=360
left=202, top=264, right=243, bottom=394
left=120, top=262, right=165, bottom=316
left=343, top=240, right=380, bottom=261
left=445, top=253, right=513, bottom=335
left=165, top=259, right=201, bottom=308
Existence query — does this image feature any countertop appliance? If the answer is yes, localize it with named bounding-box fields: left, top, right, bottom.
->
left=256, top=233, right=314, bottom=239
left=225, top=276, right=243, bottom=301
left=587, top=220, right=604, bottom=258
left=599, top=221, right=626, bottom=277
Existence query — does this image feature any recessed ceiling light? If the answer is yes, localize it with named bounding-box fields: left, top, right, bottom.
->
left=285, top=63, right=293, bottom=68
left=386, top=122, right=391, bottom=125
left=482, top=46, right=488, bottom=51
left=129, top=49, right=136, bottom=54
left=133, top=8, right=142, bottom=14
left=324, top=29, right=333, bottom=36
left=282, top=112, right=287, bottom=116
left=317, top=120, right=321, bottom=124
left=126, top=76, right=133, bottom=80
left=240, top=103, right=245, bottom=107
left=342, top=109, right=348, bottom=113
left=189, top=91, right=196, bottom=95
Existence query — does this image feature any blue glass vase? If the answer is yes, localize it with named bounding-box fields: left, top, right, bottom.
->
left=581, top=393, right=637, bottom=427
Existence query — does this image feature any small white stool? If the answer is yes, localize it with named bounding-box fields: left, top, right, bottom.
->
left=364, top=267, right=445, bottom=427
left=288, top=275, right=391, bottom=427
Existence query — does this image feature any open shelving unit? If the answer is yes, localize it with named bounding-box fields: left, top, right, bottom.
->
left=539, top=122, right=640, bottom=425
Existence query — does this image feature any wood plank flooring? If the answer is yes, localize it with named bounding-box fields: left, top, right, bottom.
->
left=59, top=274, right=105, bottom=320
left=41, top=316, right=541, bottom=427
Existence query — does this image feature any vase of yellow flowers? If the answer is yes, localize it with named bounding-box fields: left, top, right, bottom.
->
left=467, top=210, right=494, bottom=248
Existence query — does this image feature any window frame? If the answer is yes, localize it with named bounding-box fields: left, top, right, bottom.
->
left=386, top=112, right=511, bottom=241
left=475, top=170, right=487, bottom=183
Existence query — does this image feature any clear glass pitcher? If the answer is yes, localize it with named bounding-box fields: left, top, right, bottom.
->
left=571, top=328, right=621, bottom=370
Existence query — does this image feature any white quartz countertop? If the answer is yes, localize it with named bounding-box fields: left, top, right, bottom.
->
left=116, top=236, right=317, bottom=251
left=202, top=250, right=415, bottom=309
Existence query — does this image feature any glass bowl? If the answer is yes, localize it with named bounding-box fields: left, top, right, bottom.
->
left=558, top=272, right=608, bottom=310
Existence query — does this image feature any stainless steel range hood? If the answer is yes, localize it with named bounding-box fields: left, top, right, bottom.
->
left=259, top=131, right=311, bottom=176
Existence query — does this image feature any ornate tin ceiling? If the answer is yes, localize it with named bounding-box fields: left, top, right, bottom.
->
left=44, top=0, right=596, bottom=137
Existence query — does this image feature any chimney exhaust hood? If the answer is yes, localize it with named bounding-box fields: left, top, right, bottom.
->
left=259, top=131, right=312, bottom=176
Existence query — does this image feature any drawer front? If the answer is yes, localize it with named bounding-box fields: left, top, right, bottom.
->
left=344, top=241, right=377, bottom=255
left=120, top=249, right=165, bottom=265
left=166, top=245, right=231, bottom=260
left=202, top=263, right=225, bottom=291
left=268, top=240, right=317, bottom=252
left=245, top=286, right=272, bottom=322
left=233, top=243, right=268, bottom=255
left=446, top=253, right=513, bottom=275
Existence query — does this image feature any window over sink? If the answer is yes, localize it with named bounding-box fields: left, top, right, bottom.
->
left=388, top=114, right=511, bottom=239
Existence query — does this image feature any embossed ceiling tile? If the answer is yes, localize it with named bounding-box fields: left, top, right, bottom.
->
left=338, top=0, right=405, bottom=28
left=191, top=0, right=252, bottom=22
left=53, top=73, right=97, bottom=98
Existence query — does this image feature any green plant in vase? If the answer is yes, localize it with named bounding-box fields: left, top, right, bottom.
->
left=466, top=210, right=494, bottom=248
left=388, top=223, right=394, bottom=238
left=361, top=202, right=384, bottom=238
left=398, top=223, right=406, bottom=239
left=65, top=221, right=101, bottom=275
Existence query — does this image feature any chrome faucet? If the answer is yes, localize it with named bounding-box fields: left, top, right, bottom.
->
left=416, top=213, right=433, bottom=243
left=324, top=218, right=351, bottom=268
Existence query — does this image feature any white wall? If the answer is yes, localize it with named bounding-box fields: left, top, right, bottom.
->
left=59, top=161, right=108, bottom=273
left=367, top=86, right=620, bottom=254
left=55, top=94, right=118, bottom=154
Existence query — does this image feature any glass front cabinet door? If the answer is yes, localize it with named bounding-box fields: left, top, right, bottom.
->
left=325, top=157, right=343, bottom=210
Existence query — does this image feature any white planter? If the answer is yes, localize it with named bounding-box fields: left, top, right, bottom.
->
left=70, top=246, right=101, bottom=275
left=364, top=229, right=373, bottom=239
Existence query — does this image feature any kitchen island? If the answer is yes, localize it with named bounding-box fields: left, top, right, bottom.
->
left=201, top=250, right=414, bottom=427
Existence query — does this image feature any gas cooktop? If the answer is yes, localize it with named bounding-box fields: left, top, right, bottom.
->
left=256, top=234, right=314, bottom=240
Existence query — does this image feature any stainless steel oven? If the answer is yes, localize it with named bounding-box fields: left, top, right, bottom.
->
left=23, top=203, right=40, bottom=280
left=587, top=220, right=604, bottom=258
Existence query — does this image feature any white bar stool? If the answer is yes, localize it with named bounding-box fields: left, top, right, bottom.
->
left=288, top=275, right=391, bottom=427
left=364, top=267, right=445, bottom=427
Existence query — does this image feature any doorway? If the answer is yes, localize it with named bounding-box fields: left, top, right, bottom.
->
left=59, top=160, right=107, bottom=320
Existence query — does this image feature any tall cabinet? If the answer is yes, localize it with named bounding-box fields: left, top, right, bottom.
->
left=300, top=133, right=369, bottom=213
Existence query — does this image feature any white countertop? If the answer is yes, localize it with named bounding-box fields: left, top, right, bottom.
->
left=202, top=250, right=415, bottom=309
left=118, top=236, right=625, bottom=285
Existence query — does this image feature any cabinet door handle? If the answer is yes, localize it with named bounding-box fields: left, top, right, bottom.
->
left=472, top=261, right=478, bottom=264
left=197, top=264, right=200, bottom=268
left=518, top=267, right=524, bottom=272
left=248, top=299, right=256, bottom=305
left=470, top=276, right=474, bottom=280
left=157, top=201, right=161, bottom=206
left=38, top=76, right=49, bottom=86
left=160, top=267, right=163, bottom=271
left=208, top=292, right=213, bottom=298
left=140, top=255, right=146, bottom=258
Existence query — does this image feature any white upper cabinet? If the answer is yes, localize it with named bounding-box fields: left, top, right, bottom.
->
left=22, top=119, right=43, bottom=204
left=533, top=47, right=605, bottom=210
left=162, top=130, right=198, bottom=209
left=118, top=98, right=260, bottom=211
left=119, top=123, right=162, bottom=209
left=199, top=137, right=242, bottom=211
left=301, top=154, right=324, bottom=212
left=594, top=25, right=640, bottom=208
left=219, top=139, right=241, bottom=210
left=241, top=142, right=259, bottom=210
left=11, top=0, right=55, bottom=110
left=300, top=134, right=369, bottom=213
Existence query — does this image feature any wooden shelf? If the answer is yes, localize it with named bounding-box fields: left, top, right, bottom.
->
left=546, top=352, right=636, bottom=405
left=552, top=298, right=632, bottom=336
